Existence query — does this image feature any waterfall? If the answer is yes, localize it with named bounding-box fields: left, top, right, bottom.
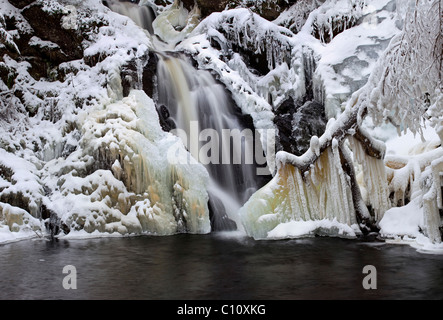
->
left=104, top=0, right=156, bottom=34
left=105, top=0, right=268, bottom=231
left=156, top=54, right=266, bottom=230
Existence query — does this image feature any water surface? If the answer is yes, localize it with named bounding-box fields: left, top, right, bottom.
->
left=0, top=234, right=442, bottom=300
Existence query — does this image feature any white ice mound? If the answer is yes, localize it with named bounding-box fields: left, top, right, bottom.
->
left=152, top=0, right=201, bottom=45
left=0, top=203, right=44, bottom=243
left=0, top=149, right=46, bottom=243
left=46, top=90, right=211, bottom=236
left=379, top=198, right=423, bottom=239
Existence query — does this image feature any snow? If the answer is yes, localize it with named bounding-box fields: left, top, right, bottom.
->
left=267, top=219, right=359, bottom=239
left=273, top=0, right=321, bottom=34
left=379, top=198, right=423, bottom=239
left=192, top=8, right=295, bottom=71
left=384, top=124, right=440, bottom=157
left=0, top=0, right=210, bottom=242
left=312, top=0, right=400, bottom=118
left=380, top=199, right=443, bottom=253
left=0, top=202, right=44, bottom=243
left=178, top=0, right=402, bottom=175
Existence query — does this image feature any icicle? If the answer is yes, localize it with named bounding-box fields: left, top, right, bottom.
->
left=240, top=145, right=359, bottom=240
left=422, top=159, right=443, bottom=243
left=349, top=136, right=390, bottom=222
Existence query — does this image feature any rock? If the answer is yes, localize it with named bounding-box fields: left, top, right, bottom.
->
left=274, top=97, right=297, bottom=154
left=292, top=101, right=327, bottom=155
left=0, top=164, right=13, bottom=184
left=7, top=0, right=34, bottom=9
left=181, top=0, right=231, bottom=18
left=120, top=51, right=158, bottom=98
left=157, top=104, right=176, bottom=132
left=1, top=2, right=88, bottom=81
left=180, top=0, right=297, bottom=20
left=250, top=0, right=299, bottom=21
left=274, top=97, right=327, bottom=156
left=142, top=51, right=159, bottom=98
left=208, top=193, right=237, bottom=232
left=42, top=204, right=62, bottom=237
left=21, top=3, right=84, bottom=61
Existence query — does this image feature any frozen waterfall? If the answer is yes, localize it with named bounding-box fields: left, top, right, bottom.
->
left=156, top=54, right=267, bottom=231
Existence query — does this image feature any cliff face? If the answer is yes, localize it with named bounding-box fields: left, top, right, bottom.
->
left=1, top=1, right=84, bottom=82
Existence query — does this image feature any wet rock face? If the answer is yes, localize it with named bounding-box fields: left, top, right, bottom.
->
left=274, top=97, right=327, bottom=156
left=120, top=51, right=159, bottom=98
left=291, top=100, right=327, bottom=155
left=208, top=193, right=237, bottom=232
left=274, top=97, right=297, bottom=154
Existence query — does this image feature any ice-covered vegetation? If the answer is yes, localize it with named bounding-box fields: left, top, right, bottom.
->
left=0, top=0, right=441, bottom=251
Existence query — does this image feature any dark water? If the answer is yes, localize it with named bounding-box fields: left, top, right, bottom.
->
left=0, top=234, right=442, bottom=300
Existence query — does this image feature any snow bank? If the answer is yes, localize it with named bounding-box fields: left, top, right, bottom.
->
left=311, top=0, right=400, bottom=118
left=380, top=199, right=443, bottom=253
left=267, top=219, right=359, bottom=240
left=379, top=198, right=423, bottom=239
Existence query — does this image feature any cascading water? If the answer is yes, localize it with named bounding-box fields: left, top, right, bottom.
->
left=106, top=0, right=268, bottom=231
left=104, top=0, right=156, bottom=34
left=156, top=54, right=267, bottom=230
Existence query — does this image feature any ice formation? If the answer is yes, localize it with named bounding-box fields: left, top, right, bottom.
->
left=45, top=90, right=211, bottom=236
left=152, top=0, right=201, bottom=45
left=240, top=144, right=360, bottom=240
left=349, top=135, right=390, bottom=222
